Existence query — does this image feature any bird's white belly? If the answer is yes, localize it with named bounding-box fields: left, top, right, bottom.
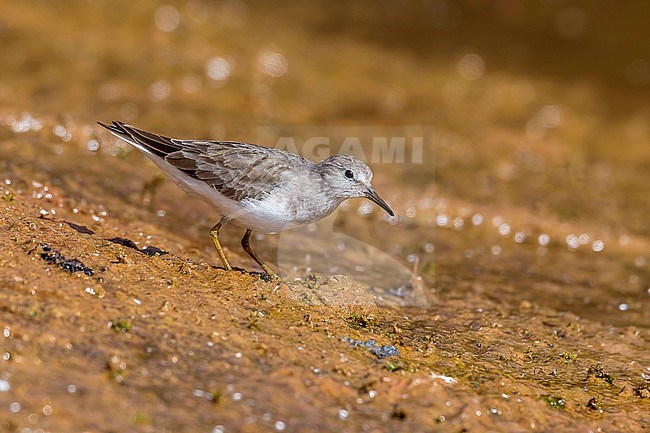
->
left=233, top=189, right=339, bottom=233
left=234, top=198, right=306, bottom=233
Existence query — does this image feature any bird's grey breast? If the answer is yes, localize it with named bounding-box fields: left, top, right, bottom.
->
left=274, top=168, right=344, bottom=224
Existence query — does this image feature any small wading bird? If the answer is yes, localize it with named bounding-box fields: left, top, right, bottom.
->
left=99, top=121, right=394, bottom=279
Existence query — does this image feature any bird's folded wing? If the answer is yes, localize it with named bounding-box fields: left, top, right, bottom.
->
left=166, top=141, right=308, bottom=202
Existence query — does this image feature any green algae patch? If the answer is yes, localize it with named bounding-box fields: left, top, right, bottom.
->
left=542, top=395, right=566, bottom=411
left=110, top=320, right=132, bottom=333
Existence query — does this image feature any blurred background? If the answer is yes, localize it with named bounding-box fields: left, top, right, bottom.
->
left=1, top=0, right=648, bottom=320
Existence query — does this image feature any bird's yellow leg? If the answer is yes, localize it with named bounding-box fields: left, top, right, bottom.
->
left=210, top=216, right=232, bottom=271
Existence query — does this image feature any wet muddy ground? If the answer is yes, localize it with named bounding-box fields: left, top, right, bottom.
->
left=1, top=1, right=649, bottom=432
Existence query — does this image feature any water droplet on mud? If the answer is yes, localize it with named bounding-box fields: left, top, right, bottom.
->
left=592, top=240, right=605, bottom=252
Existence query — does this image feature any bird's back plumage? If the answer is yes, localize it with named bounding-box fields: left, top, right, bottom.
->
left=98, top=121, right=311, bottom=202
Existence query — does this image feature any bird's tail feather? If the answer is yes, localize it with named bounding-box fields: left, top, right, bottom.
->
left=97, top=121, right=181, bottom=157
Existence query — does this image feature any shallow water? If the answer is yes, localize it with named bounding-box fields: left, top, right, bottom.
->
left=1, top=1, right=649, bottom=432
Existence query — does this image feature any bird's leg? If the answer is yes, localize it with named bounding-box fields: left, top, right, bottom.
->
left=241, top=229, right=279, bottom=279
left=210, top=216, right=232, bottom=271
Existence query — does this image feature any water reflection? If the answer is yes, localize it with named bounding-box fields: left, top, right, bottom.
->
left=277, top=212, right=429, bottom=307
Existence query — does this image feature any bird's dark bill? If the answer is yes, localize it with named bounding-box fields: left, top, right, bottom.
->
left=365, top=188, right=395, bottom=217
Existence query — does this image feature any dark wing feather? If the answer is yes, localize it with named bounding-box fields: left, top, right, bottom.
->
left=98, top=121, right=182, bottom=157
left=99, top=121, right=310, bottom=201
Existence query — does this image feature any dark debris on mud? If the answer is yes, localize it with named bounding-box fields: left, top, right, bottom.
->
left=108, top=236, right=168, bottom=256
left=39, top=244, right=94, bottom=276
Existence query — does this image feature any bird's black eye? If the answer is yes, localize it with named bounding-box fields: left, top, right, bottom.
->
left=344, top=169, right=354, bottom=179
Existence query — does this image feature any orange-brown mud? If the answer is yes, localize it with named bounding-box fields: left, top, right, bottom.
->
left=1, top=1, right=649, bottom=432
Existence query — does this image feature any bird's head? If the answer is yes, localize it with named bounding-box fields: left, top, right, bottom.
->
left=317, top=154, right=394, bottom=217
